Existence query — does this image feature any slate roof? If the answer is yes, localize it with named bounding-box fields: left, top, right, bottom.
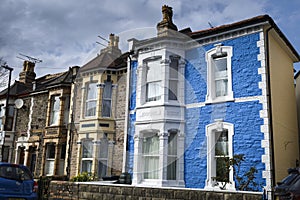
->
left=0, top=68, right=74, bottom=98
left=187, top=14, right=300, bottom=61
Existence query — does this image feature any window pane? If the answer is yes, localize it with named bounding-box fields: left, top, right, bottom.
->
left=103, top=81, right=112, bottom=99
left=168, top=80, right=178, bottom=100
left=87, top=83, right=97, bottom=100
left=213, top=57, right=228, bottom=97
left=50, top=96, right=60, bottom=125
left=216, top=157, right=229, bottom=182
left=82, top=141, right=93, bottom=158
left=98, top=160, right=107, bottom=178
left=99, top=139, right=108, bottom=159
left=102, top=100, right=111, bottom=117
left=215, top=79, right=228, bottom=97
left=146, top=81, right=161, bottom=102
left=82, top=160, right=92, bottom=173
left=146, top=60, right=161, bottom=82
left=60, top=143, right=66, bottom=159
left=167, top=132, right=177, bottom=180
left=46, top=144, right=55, bottom=159
left=215, top=130, right=228, bottom=156
left=86, top=101, right=96, bottom=116
left=143, top=135, right=159, bottom=179
left=169, top=59, right=178, bottom=79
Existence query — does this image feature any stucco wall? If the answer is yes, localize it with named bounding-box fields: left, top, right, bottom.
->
left=268, top=32, right=299, bottom=181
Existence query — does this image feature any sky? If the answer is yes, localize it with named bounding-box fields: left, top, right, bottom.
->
left=1, top=0, right=300, bottom=83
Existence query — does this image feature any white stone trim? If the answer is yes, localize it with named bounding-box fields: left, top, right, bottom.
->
left=257, top=31, right=272, bottom=194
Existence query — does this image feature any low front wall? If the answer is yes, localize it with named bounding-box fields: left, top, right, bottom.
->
left=48, top=181, right=263, bottom=200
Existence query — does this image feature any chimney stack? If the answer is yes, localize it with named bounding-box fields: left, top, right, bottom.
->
left=100, top=33, right=121, bottom=56
left=19, top=61, right=36, bottom=85
left=157, top=5, right=178, bottom=37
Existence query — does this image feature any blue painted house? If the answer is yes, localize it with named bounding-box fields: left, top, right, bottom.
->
left=123, top=5, right=300, bottom=195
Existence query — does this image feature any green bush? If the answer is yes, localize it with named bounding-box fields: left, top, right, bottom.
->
left=70, top=172, right=96, bottom=182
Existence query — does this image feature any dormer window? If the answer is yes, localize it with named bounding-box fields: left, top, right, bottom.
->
left=206, top=45, right=233, bottom=103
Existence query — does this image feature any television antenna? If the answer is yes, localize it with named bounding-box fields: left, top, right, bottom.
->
left=16, top=53, right=42, bottom=64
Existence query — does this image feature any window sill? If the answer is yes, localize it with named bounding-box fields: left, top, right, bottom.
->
left=205, top=96, right=234, bottom=105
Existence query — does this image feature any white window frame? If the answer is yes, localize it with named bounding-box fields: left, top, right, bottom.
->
left=206, top=44, right=233, bottom=103
left=168, top=56, right=179, bottom=101
left=102, top=80, right=112, bottom=118
left=97, top=135, right=109, bottom=178
left=81, top=139, right=94, bottom=173
left=144, top=58, right=162, bottom=103
left=45, top=143, right=56, bottom=176
left=50, top=96, right=61, bottom=126
left=85, top=82, right=98, bottom=117
left=205, top=121, right=235, bottom=191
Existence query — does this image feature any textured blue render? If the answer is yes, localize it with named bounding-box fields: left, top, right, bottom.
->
left=184, top=101, right=265, bottom=189
left=185, top=33, right=262, bottom=103
left=184, top=33, right=265, bottom=190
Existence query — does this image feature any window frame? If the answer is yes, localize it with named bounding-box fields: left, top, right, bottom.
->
left=206, top=45, right=233, bottom=103
left=102, top=80, right=112, bottom=118
left=168, top=56, right=179, bottom=101
left=84, top=82, right=98, bottom=117
left=144, top=58, right=162, bottom=103
left=50, top=95, right=60, bottom=126
left=81, top=139, right=94, bottom=173
left=205, top=121, right=235, bottom=190
left=97, top=135, right=109, bottom=178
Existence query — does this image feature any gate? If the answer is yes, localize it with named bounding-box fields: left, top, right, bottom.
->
left=38, top=176, right=52, bottom=200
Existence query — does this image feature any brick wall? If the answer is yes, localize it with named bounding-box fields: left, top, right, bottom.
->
left=48, top=181, right=263, bottom=200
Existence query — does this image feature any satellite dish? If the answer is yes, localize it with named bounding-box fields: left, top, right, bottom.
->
left=15, top=99, right=24, bottom=109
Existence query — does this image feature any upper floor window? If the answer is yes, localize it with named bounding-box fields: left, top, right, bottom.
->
left=146, top=59, right=162, bottom=102
left=63, top=96, right=70, bottom=125
left=206, top=121, right=235, bottom=190
left=102, top=78, right=112, bottom=118
left=85, top=82, right=98, bottom=117
left=50, top=96, right=60, bottom=125
left=168, top=57, right=179, bottom=101
left=206, top=44, right=233, bottom=103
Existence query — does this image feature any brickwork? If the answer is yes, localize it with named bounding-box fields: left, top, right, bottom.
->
left=48, top=181, right=263, bottom=200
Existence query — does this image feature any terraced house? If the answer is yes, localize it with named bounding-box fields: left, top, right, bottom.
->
left=68, top=34, right=128, bottom=179
left=124, top=5, right=299, bottom=197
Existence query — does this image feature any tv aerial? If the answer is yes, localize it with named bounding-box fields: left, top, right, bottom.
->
left=16, top=53, right=42, bottom=64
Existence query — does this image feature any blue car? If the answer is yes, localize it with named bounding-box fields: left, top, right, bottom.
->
left=0, top=162, right=38, bottom=200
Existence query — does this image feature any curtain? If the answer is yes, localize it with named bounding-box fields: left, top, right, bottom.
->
left=50, top=96, right=60, bottom=125
left=167, top=133, right=177, bottom=180
left=143, top=135, right=159, bottom=179
left=213, top=57, right=228, bottom=97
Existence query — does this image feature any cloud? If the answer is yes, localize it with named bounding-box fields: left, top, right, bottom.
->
left=1, top=0, right=299, bottom=80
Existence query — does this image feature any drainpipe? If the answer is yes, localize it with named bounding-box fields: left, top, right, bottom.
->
left=122, top=52, right=133, bottom=173
left=265, top=26, right=276, bottom=196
